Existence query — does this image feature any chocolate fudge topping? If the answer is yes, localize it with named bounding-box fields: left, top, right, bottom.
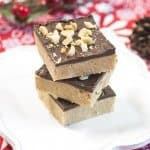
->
left=130, top=17, right=150, bottom=59
left=50, top=86, right=116, bottom=111
left=36, top=64, right=104, bottom=92
left=34, top=16, right=115, bottom=66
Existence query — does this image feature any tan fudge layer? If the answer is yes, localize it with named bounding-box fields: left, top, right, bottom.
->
left=34, top=32, right=116, bottom=81
left=37, top=86, right=116, bottom=125
left=35, top=66, right=112, bottom=107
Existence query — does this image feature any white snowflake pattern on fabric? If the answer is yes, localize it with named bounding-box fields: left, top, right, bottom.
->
left=20, top=34, right=34, bottom=45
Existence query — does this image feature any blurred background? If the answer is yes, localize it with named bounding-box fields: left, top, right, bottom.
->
left=0, top=0, right=149, bottom=64
left=0, top=1, right=150, bottom=150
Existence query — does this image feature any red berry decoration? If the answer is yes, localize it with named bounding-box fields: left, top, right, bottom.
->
left=0, top=1, right=4, bottom=7
left=12, top=3, right=30, bottom=21
left=46, top=0, right=63, bottom=10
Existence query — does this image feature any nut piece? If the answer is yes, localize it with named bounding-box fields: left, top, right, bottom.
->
left=75, top=39, right=82, bottom=46
left=64, top=24, right=74, bottom=30
left=70, top=22, right=77, bottom=30
left=84, top=21, right=96, bottom=29
left=71, top=41, right=76, bottom=46
left=39, top=26, right=48, bottom=35
left=63, top=37, right=73, bottom=46
left=81, top=36, right=94, bottom=45
left=75, top=39, right=88, bottom=52
left=81, top=42, right=88, bottom=52
left=89, top=45, right=93, bottom=49
left=60, top=47, right=67, bottom=53
left=46, top=30, right=60, bottom=44
left=46, top=32, right=53, bottom=39
left=47, top=44, right=53, bottom=49
left=53, top=52, right=57, bottom=58
left=61, top=30, right=74, bottom=37
left=56, top=23, right=63, bottom=31
left=79, top=75, right=89, bottom=80
left=78, top=28, right=92, bottom=38
left=67, top=45, right=75, bottom=56
left=64, top=22, right=77, bottom=30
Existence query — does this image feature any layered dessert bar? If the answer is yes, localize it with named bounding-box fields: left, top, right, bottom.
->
left=37, top=86, right=116, bottom=125
left=34, top=16, right=116, bottom=81
left=35, top=65, right=112, bottom=107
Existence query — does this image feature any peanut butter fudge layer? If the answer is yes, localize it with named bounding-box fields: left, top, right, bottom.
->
left=34, top=15, right=116, bottom=81
left=35, top=65, right=112, bottom=107
left=37, top=86, right=116, bottom=125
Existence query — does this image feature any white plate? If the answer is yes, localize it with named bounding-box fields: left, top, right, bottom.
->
left=0, top=30, right=150, bottom=150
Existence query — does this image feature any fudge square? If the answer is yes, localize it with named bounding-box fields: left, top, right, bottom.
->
left=35, top=65, right=112, bottom=107
left=34, top=15, right=117, bottom=81
left=37, top=86, right=116, bottom=125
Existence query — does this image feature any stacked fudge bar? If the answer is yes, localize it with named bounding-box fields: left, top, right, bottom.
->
left=34, top=16, right=117, bottom=125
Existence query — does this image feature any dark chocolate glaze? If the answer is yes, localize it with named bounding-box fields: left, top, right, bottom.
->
left=36, top=64, right=51, bottom=80
left=34, top=16, right=115, bottom=66
left=36, top=64, right=104, bottom=92
left=63, top=73, right=104, bottom=92
left=50, top=86, right=116, bottom=111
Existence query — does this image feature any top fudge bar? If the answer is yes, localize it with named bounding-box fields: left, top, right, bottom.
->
left=34, top=15, right=116, bottom=81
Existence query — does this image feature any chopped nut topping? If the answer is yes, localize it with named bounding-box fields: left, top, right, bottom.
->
left=81, top=42, right=88, bottom=52
left=53, top=52, right=57, bottom=58
left=64, top=24, right=74, bottom=30
left=46, top=32, right=53, bottom=38
left=67, top=45, right=75, bottom=56
left=81, top=36, right=94, bottom=45
left=75, top=39, right=88, bottom=52
left=61, top=30, right=74, bottom=37
left=78, top=28, right=92, bottom=38
left=60, top=47, right=67, bottom=53
left=75, top=39, right=82, bottom=46
left=47, top=44, right=53, bottom=49
left=64, top=22, right=77, bottom=30
left=89, top=45, right=93, bottom=49
left=63, top=37, right=73, bottom=46
left=70, top=22, right=77, bottom=30
left=46, top=30, right=60, bottom=44
left=40, top=19, right=96, bottom=57
left=84, top=21, right=96, bottom=29
left=56, top=23, right=63, bottom=31
left=79, top=75, right=89, bottom=80
left=96, top=91, right=100, bottom=95
left=39, top=26, right=48, bottom=35
left=71, top=41, right=75, bottom=46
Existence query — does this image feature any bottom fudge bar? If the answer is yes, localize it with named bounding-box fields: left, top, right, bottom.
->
left=37, top=86, right=116, bottom=125
left=35, top=65, right=112, bottom=107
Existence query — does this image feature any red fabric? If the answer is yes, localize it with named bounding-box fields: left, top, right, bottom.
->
left=0, top=0, right=149, bottom=53
left=0, top=136, right=3, bottom=149
left=0, top=0, right=150, bottom=149
left=0, top=136, right=12, bottom=150
left=2, top=145, right=12, bottom=150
